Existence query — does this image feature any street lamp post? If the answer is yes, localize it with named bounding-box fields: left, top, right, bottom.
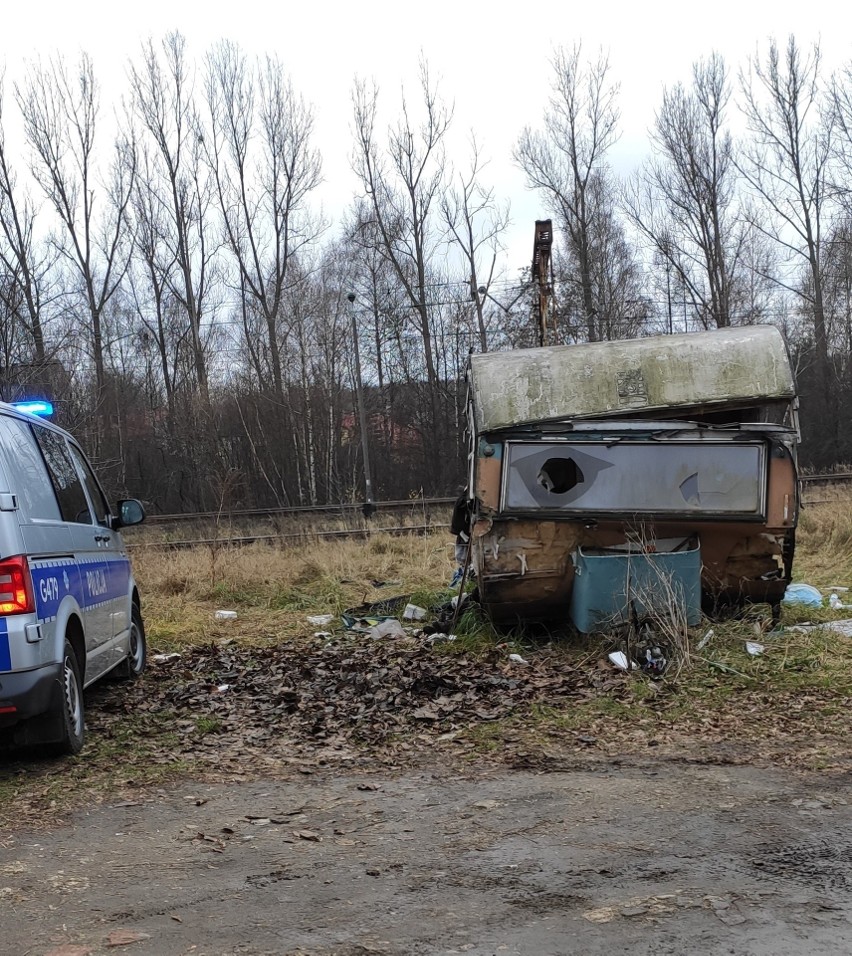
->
left=347, top=293, right=374, bottom=519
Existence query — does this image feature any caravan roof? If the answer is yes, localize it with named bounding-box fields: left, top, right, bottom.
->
left=468, top=326, right=795, bottom=433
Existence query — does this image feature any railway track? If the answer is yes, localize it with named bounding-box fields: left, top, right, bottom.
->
left=143, top=497, right=455, bottom=524
left=128, top=473, right=851, bottom=549
left=127, top=522, right=450, bottom=551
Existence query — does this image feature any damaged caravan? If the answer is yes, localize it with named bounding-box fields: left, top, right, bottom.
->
left=463, top=326, right=799, bottom=630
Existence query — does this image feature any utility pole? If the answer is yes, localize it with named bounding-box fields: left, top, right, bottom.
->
left=665, top=261, right=673, bottom=335
left=532, top=220, right=554, bottom=347
left=347, top=293, right=375, bottom=518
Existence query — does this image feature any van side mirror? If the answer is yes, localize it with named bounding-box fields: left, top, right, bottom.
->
left=114, top=498, right=145, bottom=529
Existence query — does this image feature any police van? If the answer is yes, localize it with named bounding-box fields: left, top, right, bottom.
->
left=0, top=400, right=146, bottom=755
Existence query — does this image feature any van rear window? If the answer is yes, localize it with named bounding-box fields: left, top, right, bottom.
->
left=0, top=416, right=61, bottom=520
left=32, top=426, right=92, bottom=524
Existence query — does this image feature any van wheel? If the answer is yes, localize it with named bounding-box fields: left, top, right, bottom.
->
left=119, top=604, right=147, bottom=679
left=53, top=641, right=85, bottom=755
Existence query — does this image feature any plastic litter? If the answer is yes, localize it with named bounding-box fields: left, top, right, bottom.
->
left=214, top=610, right=238, bottom=621
left=828, top=593, right=852, bottom=610
left=306, top=614, right=334, bottom=626
left=782, top=583, right=822, bottom=607
left=786, top=618, right=852, bottom=638
left=402, top=603, right=427, bottom=621
left=151, top=652, right=181, bottom=663
left=342, top=595, right=410, bottom=630
left=369, top=619, right=407, bottom=639
left=638, top=645, right=667, bottom=676
left=696, top=629, right=714, bottom=651
left=508, top=653, right=529, bottom=664
left=745, top=641, right=765, bottom=656
left=608, top=651, right=631, bottom=671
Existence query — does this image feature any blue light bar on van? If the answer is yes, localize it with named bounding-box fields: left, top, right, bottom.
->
left=12, top=400, right=54, bottom=417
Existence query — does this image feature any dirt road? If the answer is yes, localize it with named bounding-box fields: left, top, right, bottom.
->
left=3, top=756, right=852, bottom=955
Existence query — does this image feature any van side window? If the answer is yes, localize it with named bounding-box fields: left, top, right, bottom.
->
left=33, top=426, right=92, bottom=524
left=68, top=445, right=110, bottom=527
left=0, top=415, right=62, bottom=520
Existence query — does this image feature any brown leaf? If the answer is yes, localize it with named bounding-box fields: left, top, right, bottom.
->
left=293, top=829, right=321, bottom=842
left=105, top=929, right=151, bottom=947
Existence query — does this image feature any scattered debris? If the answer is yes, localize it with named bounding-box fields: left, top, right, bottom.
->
left=829, top=593, right=852, bottom=610
left=369, top=619, right=407, bottom=640
left=306, top=614, right=334, bottom=627
left=635, top=642, right=668, bottom=676
left=782, top=583, right=822, bottom=607
left=214, top=610, right=238, bottom=621
left=787, top=619, right=852, bottom=638
left=151, top=653, right=181, bottom=664
left=403, top=604, right=427, bottom=621
left=608, top=651, right=632, bottom=671
left=342, top=595, right=410, bottom=631
left=696, top=629, right=714, bottom=651
left=508, top=653, right=529, bottom=665
left=745, top=641, right=765, bottom=656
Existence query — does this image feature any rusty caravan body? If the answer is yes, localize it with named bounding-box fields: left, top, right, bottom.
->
left=465, top=326, right=799, bottom=628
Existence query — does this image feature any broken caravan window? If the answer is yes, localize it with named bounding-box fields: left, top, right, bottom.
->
left=465, top=326, right=799, bottom=626
left=503, top=439, right=767, bottom=516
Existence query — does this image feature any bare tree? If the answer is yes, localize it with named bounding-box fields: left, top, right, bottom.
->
left=16, top=52, right=135, bottom=432
left=625, top=53, right=750, bottom=329
left=127, top=145, right=181, bottom=427
left=441, top=138, right=510, bottom=352
left=351, top=59, right=452, bottom=455
left=204, top=41, right=323, bottom=408
left=0, top=72, right=54, bottom=369
left=515, top=45, right=621, bottom=341
left=738, top=37, right=832, bottom=402
left=129, top=32, right=215, bottom=408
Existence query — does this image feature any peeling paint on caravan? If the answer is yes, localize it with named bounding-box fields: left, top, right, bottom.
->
left=464, top=327, right=799, bottom=629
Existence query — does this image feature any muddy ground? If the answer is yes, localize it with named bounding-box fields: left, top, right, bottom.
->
left=4, top=755, right=852, bottom=955
left=3, top=637, right=852, bottom=955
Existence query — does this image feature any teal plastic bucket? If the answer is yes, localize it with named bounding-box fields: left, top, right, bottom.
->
left=570, top=544, right=702, bottom=634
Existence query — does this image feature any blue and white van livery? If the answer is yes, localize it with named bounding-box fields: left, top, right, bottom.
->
left=0, top=402, right=146, bottom=755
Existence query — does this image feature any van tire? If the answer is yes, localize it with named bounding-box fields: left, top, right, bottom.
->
left=118, top=604, right=146, bottom=679
left=51, top=641, right=85, bottom=756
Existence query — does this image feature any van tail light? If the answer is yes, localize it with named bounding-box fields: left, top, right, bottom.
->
left=0, top=555, right=35, bottom=615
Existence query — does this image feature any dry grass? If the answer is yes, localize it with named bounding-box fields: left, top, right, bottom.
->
left=795, top=489, right=852, bottom=584
left=133, top=529, right=459, bottom=650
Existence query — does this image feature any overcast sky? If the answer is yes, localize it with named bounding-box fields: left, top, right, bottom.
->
left=1, top=0, right=848, bottom=277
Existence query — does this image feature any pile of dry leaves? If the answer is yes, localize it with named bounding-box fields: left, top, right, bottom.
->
left=92, top=636, right=622, bottom=760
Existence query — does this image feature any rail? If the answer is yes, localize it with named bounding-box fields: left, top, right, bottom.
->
left=126, top=522, right=450, bottom=551
left=142, top=497, right=455, bottom=524
left=126, top=474, right=851, bottom=548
